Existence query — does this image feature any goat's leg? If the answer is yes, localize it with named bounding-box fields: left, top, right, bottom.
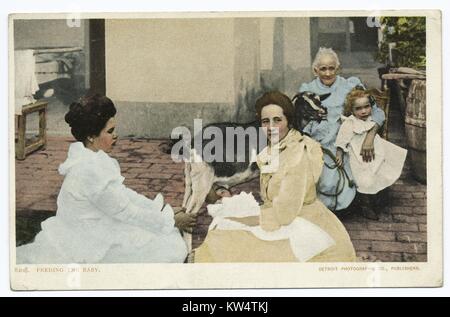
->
left=181, top=162, right=194, bottom=253
left=184, top=162, right=215, bottom=214
left=181, top=162, right=193, bottom=209
left=183, top=162, right=215, bottom=252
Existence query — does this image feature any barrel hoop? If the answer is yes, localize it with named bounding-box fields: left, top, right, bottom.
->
left=405, top=116, right=426, bottom=128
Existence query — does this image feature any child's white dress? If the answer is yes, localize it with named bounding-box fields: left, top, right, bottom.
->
left=335, top=115, right=407, bottom=194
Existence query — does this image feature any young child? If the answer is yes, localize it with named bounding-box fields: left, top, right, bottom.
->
left=335, top=88, right=407, bottom=219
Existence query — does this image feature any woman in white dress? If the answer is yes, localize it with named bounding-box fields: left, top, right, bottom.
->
left=335, top=88, right=407, bottom=218
left=16, top=95, right=195, bottom=264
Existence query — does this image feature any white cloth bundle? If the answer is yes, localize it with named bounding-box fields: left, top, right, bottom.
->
left=207, top=192, right=335, bottom=262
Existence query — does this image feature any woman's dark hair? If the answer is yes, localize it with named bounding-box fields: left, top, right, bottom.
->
left=255, top=91, right=295, bottom=126
left=65, top=94, right=117, bottom=143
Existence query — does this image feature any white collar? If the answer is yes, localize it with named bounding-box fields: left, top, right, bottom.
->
left=341, top=115, right=376, bottom=134
left=58, top=142, right=110, bottom=175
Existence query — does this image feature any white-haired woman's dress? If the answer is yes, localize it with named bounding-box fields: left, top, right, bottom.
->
left=16, top=142, right=187, bottom=264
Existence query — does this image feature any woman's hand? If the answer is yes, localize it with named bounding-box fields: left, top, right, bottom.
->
left=336, top=148, right=344, bottom=167
left=174, top=209, right=197, bottom=233
left=361, top=124, right=379, bottom=162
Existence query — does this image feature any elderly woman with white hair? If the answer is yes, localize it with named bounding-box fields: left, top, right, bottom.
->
left=299, top=47, right=385, bottom=217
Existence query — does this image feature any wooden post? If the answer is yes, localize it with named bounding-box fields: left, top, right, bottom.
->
left=16, top=114, right=26, bottom=160
left=39, top=107, right=47, bottom=150
left=345, top=17, right=351, bottom=53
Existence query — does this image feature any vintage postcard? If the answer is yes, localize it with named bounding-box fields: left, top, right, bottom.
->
left=9, top=10, right=442, bottom=290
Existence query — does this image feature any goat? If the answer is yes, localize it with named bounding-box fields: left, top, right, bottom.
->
left=173, top=120, right=263, bottom=216
left=292, top=91, right=330, bottom=131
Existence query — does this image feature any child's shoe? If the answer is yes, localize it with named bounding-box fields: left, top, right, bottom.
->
left=358, top=194, right=379, bottom=220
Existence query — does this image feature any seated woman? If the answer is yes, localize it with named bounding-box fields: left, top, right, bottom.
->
left=16, top=94, right=195, bottom=264
left=299, top=47, right=385, bottom=216
left=194, top=91, right=356, bottom=263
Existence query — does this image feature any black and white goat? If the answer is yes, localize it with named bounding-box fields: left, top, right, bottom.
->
left=176, top=120, right=263, bottom=216
left=292, top=91, right=330, bottom=131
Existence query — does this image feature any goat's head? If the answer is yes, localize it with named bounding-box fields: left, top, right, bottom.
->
left=292, top=92, right=331, bottom=131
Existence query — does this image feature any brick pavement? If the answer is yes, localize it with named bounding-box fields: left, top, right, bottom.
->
left=15, top=109, right=427, bottom=262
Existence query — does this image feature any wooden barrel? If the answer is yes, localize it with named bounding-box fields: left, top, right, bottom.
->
left=405, top=79, right=426, bottom=184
